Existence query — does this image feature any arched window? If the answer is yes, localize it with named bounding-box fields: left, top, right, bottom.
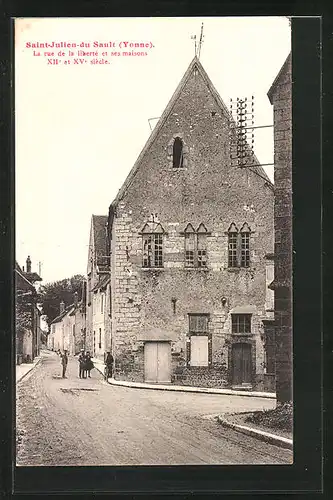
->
left=173, top=137, right=184, bottom=168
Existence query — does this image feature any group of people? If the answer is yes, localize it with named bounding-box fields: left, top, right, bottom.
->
left=57, top=348, right=113, bottom=380
left=78, top=349, right=94, bottom=379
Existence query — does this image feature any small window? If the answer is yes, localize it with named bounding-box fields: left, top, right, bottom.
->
left=189, top=314, right=209, bottom=333
left=99, top=328, right=102, bottom=349
left=101, top=294, right=104, bottom=313
left=72, top=324, right=75, bottom=336
left=232, top=314, right=252, bottom=334
left=173, top=137, right=184, bottom=168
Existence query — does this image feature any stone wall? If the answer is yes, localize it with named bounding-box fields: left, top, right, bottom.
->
left=110, top=62, right=274, bottom=388
left=269, top=55, right=292, bottom=402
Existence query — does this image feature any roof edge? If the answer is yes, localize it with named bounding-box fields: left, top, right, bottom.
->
left=267, top=52, right=292, bottom=104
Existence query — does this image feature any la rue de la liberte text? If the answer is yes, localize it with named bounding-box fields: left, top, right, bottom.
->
left=25, top=40, right=155, bottom=65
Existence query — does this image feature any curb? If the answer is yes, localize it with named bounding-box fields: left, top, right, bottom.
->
left=92, top=359, right=275, bottom=399
left=216, top=415, right=293, bottom=450
left=16, top=356, right=42, bottom=384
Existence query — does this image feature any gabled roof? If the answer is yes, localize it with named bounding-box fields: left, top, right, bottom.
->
left=15, top=262, right=35, bottom=292
left=92, top=215, right=108, bottom=257
left=111, top=56, right=272, bottom=209
left=51, top=304, right=75, bottom=324
left=267, top=53, right=291, bottom=104
left=69, top=300, right=85, bottom=316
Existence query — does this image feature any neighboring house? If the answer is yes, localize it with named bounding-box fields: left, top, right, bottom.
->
left=106, top=56, right=275, bottom=390
left=73, top=286, right=87, bottom=354
left=15, top=257, right=42, bottom=364
left=86, top=215, right=111, bottom=359
left=49, top=301, right=75, bottom=354
left=267, top=53, right=292, bottom=402
left=48, top=291, right=87, bottom=356
left=91, top=274, right=110, bottom=359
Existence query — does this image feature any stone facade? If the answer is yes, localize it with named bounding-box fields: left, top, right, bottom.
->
left=268, top=54, right=292, bottom=402
left=108, top=57, right=274, bottom=390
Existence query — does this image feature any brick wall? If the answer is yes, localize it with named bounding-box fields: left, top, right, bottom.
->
left=110, top=62, right=274, bottom=389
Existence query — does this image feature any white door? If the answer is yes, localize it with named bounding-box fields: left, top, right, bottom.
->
left=144, top=342, right=171, bottom=383
left=190, top=336, right=208, bottom=366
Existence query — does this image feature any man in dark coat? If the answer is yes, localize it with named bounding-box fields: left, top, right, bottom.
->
left=78, top=349, right=85, bottom=379
left=85, top=351, right=94, bottom=378
left=105, top=351, right=114, bottom=379
left=60, top=350, right=68, bottom=378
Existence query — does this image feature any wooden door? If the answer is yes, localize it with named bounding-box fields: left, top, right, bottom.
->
left=232, top=343, right=252, bottom=385
left=144, top=342, right=171, bottom=383
left=144, top=342, right=158, bottom=382
left=190, top=336, right=209, bottom=366
left=156, top=342, right=171, bottom=383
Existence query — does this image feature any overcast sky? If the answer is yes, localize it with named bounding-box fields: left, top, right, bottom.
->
left=15, top=17, right=291, bottom=284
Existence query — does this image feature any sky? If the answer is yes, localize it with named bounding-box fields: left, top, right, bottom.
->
left=15, top=17, right=291, bottom=284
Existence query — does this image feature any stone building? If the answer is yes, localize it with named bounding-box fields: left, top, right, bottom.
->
left=267, top=53, right=292, bottom=402
left=86, top=215, right=111, bottom=359
left=107, top=56, right=275, bottom=390
left=15, top=257, right=42, bottom=364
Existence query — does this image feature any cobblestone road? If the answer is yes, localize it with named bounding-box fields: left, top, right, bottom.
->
left=16, top=351, right=292, bottom=466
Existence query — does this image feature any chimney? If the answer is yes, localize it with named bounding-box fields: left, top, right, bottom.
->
left=60, top=300, right=65, bottom=315
left=26, top=256, right=32, bottom=273
left=73, top=291, right=78, bottom=308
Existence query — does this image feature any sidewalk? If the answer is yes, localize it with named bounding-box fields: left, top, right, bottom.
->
left=92, top=358, right=276, bottom=399
left=16, top=355, right=42, bottom=384
left=217, top=414, right=293, bottom=450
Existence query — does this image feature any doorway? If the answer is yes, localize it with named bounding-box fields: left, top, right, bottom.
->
left=144, top=341, right=171, bottom=383
left=231, top=343, right=252, bottom=385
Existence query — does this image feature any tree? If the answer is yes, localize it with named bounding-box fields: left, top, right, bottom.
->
left=38, top=274, right=85, bottom=326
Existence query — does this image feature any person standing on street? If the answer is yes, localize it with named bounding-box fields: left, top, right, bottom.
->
left=78, top=349, right=85, bottom=379
left=105, top=351, right=114, bottom=379
left=85, top=351, right=94, bottom=378
left=60, top=350, right=68, bottom=378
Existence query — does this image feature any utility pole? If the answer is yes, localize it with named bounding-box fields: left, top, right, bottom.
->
left=191, top=22, right=204, bottom=59
left=197, top=22, right=204, bottom=59
left=229, top=95, right=274, bottom=181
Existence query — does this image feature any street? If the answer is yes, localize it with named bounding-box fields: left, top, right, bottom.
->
left=16, top=352, right=292, bottom=466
